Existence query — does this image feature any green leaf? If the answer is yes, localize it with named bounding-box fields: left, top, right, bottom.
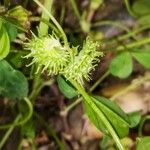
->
left=0, top=60, right=28, bottom=100
left=0, top=19, right=2, bottom=30
left=57, top=76, right=78, bottom=99
left=127, top=111, right=141, bottom=128
left=5, top=22, right=18, bottom=41
left=138, top=14, right=150, bottom=25
left=21, top=119, right=36, bottom=138
left=136, top=137, right=150, bottom=150
left=84, top=100, right=108, bottom=134
left=93, top=96, right=129, bottom=122
left=132, top=0, right=150, bottom=16
left=84, top=95, right=130, bottom=138
left=132, top=51, right=150, bottom=69
left=109, top=51, right=133, bottom=78
left=92, top=96, right=129, bottom=138
left=0, top=25, right=10, bottom=60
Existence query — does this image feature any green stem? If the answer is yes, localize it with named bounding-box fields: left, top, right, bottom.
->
left=60, top=70, right=110, bottom=116
left=70, top=79, right=124, bottom=150
left=0, top=97, right=33, bottom=129
left=111, top=74, right=150, bottom=101
left=124, top=0, right=136, bottom=17
left=70, top=0, right=81, bottom=20
left=116, top=37, right=150, bottom=51
left=138, top=115, right=150, bottom=137
left=117, top=25, right=150, bottom=41
left=90, top=70, right=110, bottom=92
left=34, top=0, right=68, bottom=46
left=34, top=112, right=65, bottom=150
left=38, top=0, right=53, bottom=36
left=92, top=21, right=130, bottom=33
left=0, top=114, right=21, bottom=149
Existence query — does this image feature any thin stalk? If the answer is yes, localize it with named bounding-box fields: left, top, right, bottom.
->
left=111, top=74, right=150, bottom=101
left=117, top=25, right=150, bottom=41
left=70, top=79, right=124, bottom=150
left=90, top=70, right=110, bottom=92
left=60, top=70, right=110, bottom=116
left=0, top=114, right=21, bottom=149
left=0, top=97, right=33, bottom=129
left=92, top=21, right=130, bottom=33
left=34, top=112, right=65, bottom=150
left=116, top=37, right=150, bottom=51
left=124, top=0, right=136, bottom=17
left=34, top=0, right=68, bottom=46
left=38, top=0, right=53, bottom=36
left=60, top=3, right=65, bottom=25
left=70, top=0, right=81, bottom=20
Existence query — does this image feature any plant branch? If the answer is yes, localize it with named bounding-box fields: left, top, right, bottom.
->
left=0, top=114, right=21, bottom=149
left=0, top=97, right=33, bottom=129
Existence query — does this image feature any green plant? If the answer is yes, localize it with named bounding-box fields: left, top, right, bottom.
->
left=23, top=1, right=143, bottom=149
left=0, top=0, right=150, bottom=149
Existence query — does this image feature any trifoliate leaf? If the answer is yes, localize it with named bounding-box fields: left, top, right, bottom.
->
left=0, top=60, right=28, bottom=100
left=109, top=51, right=133, bottom=78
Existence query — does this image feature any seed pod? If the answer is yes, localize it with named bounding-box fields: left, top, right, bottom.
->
left=24, top=35, right=70, bottom=75
left=63, top=37, right=103, bottom=84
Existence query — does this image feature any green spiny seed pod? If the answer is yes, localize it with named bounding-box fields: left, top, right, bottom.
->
left=62, top=37, right=103, bottom=84
left=24, top=35, right=70, bottom=75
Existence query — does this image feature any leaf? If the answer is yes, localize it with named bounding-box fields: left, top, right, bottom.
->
left=132, top=51, right=150, bottom=69
left=136, top=137, right=150, bottom=150
left=5, top=21, right=18, bottom=41
left=57, top=76, right=78, bottom=99
left=84, top=96, right=130, bottom=138
left=132, top=0, right=150, bottom=16
left=0, top=60, right=28, bottom=100
left=109, top=51, right=133, bottom=78
left=0, top=25, right=10, bottom=60
left=0, top=19, right=2, bottom=30
left=127, top=111, right=141, bottom=128
left=84, top=100, right=108, bottom=134
left=92, top=96, right=129, bottom=138
left=138, top=14, right=150, bottom=25
left=21, top=119, right=36, bottom=138
left=93, top=96, right=129, bottom=122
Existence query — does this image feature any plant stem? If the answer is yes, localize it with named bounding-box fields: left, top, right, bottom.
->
left=90, top=70, right=110, bottom=92
left=70, top=79, right=124, bottom=150
left=111, top=74, right=150, bottom=101
left=34, top=0, right=68, bottom=46
left=38, top=0, right=53, bottom=36
left=124, top=0, right=136, bottom=17
left=92, top=21, right=130, bottom=32
left=60, top=70, right=110, bottom=116
left=116, top=37, right=150, bottom=51
left=34, top=112, right=65, bottom=150
left=70, top=0, right=81, bottom=20
left=0, top=97, right=33, bottom=129
left=0, top=114, right=21, bottom=149
left=117, top=25, right=150, bottom=41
